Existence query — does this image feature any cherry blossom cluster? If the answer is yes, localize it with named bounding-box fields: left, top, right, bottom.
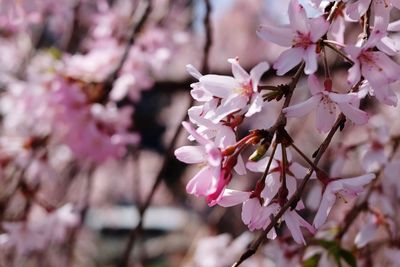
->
left=176, top=0, right=400, bottom=259
left=0, top=0, right=190, bottom=263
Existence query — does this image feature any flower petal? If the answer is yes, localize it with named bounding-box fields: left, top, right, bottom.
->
left=257, top=24, right=292, bottom=47
left=283, top=95, right=320, bottom=117
left=228, top=58, right=250, bottom=84
left=218, top=190, right=251, bottom=207
left=174, top=145, right=205, bottom=164
left=273, top=47, right=304, bottom=76
left=338, top=102, right=369, bottom=125
left=250, top=61, right=270, bottom=91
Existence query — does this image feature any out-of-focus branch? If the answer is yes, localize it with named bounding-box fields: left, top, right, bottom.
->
left=335, top=136, right=400, bottom=240
left=100, top=0, right=153, bottom=103
left=118, top=1, right=213, bottom=266
left=65, top=164, right=95, bottom=267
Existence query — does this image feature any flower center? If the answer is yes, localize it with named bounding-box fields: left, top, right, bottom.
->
left=293, top=31, right=312, bottom=48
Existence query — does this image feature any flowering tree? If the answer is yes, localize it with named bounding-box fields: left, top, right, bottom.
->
left=0, top=0, right=400, bottom=266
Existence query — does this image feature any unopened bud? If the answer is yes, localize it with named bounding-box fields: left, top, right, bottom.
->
left=249, top=142, right=269, bottom=161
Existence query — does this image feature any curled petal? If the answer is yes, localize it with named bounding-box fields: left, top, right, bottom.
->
left=228, top=58, right=250, bottom=84
left=250, top=61, right=270, bottom=92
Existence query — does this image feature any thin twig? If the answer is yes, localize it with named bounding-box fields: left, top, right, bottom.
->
left=232, top=114, right=346, bottom=267
left=118, top=1, right=213, bottom=266
left=100, top=0, right=153, bottom=102
left=323, top=41, right=354, bottom=64
left=336, top=136, right=400, bottom=240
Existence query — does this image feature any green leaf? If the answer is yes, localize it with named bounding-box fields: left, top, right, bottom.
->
left=340, top=249, right=357, bottom=267
left=303, top=254, right=322, bottom=267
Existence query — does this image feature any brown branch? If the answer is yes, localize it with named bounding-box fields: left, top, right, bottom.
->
left=232, top=114, right=346, bottom=267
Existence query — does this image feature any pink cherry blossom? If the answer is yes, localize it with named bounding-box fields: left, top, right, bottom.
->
left=257, top=0, right=329, bottom=74
left=313, top=173, right=375, bottom=229
left=346, top=39, right=400, bottom=107
left=175, top=122, right=223, bottom=197
left=246, top=145, right=311, bottom=207
left=196, top=58, right=269, bottom=122
left=283, top=75, right=368, bottom=132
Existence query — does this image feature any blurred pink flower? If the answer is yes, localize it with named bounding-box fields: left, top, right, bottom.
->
left=257, top=0, right=329, bottom=74
left=313, top=173, right=375, bottom=229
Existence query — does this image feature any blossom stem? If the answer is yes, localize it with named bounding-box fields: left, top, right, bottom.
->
left=323, top=45, right=331, bottom=79
left=323, top=41, right=354, bottom=64
left=232, top=114, right=345, bottom=267
left=290, top=142, right=324, bottom=175
left=257, top=142, right=278, bottom=187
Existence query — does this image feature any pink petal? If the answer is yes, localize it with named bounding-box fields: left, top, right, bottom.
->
left=316, top=98, right=337, bottom=133
left=261, top=173, right=281, bottom=205
left=246, top=156, right=277, bottom=172
left=341, top=173, right=375, bottom=188
left=337, top=102, right=369, bottom=125
left=257, top=25, right=292, bottom=47
left=283, top=211, right=306, bottom=245
left=313, top=189, right=336, bottom=229
left=199, top=75, right=239, bottom=98
left=373, top=85, right=398, bottom=107
left=346, top=0, right=371, bottom=21
left=186, top=166, right=218, bottom=196
left=328, top=16, right=345, bottom=43
left=186, top=64, right=202, bottom=80
left=174, top=145, right=205, bottom=164
left=218, top=190, right=251, bottom=207
left=355, top=221, right=378, bottom=248
left=215, top=125, right=236, bottom=148
left=377, top=37, right=398, bottom=56
left=347, top=62, right=361, bottom=86
left=388, top=20, right=400, bottom=31
left=245, top=93, right=263, bottom=117
left=228, top=58, right=250, bottom=84
left=308, top=74, right=323, bottom=95
left=304, top=45, right=318, bottom=74
left=205, top=143, right=222, bottom=167
left=250, top=62, right=270, bottom=92
left=309, top=17, right=330, bottom=42
left=182, top=121, right=210, bottom=146
left=273, top=47, right=304, bottom=75
left=234, top=155, right=247, bottom=175
left=328, top=92, right=357, bottom=103
left=288, top=0, right=309, bottom=34
left=283, top=95, right=321, bottom=117
left=241, top=198, right=260, bottom=226
left=289, top=162, right=312, bottom=179
left=209, top=95, right=247, bottom=123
